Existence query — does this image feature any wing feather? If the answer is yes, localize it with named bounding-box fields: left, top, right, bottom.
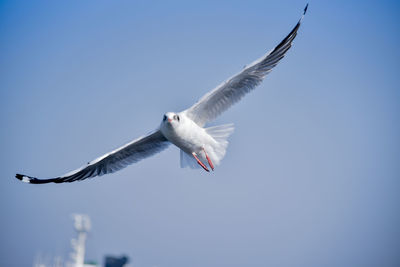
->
left=184, top=4, right=308, bottom=126
left=15, top=130, right=170, bottom=184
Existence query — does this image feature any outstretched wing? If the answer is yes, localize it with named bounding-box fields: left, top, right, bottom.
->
left=184, top=4, right=308, bottom=126
left=16, top=130, right=170, bottom=184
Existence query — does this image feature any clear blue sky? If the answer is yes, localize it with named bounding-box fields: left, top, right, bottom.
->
left=1, top=0, right=399, bottom=266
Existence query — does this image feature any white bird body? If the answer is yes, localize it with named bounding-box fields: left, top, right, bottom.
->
left=15, top=4, right=308, bottom=183
left=160, top=112, right=234, bottom=170
left=160, top=112, right=211, bottom=156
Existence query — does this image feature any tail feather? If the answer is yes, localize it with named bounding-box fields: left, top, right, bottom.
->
left=206, top=123, right=234, bottom=142
left=205, top=123, right=234, bottom=166
left=180, top=123, right=234, bottom=169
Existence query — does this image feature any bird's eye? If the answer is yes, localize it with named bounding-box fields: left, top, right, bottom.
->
left=174, top=115, right=180, bottom=122
left=163, top=115, right=167, bottom=121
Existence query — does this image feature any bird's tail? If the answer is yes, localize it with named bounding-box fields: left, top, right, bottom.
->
left=180, top=123, right=234, bottom=169
left=204, top=123, right=235, bottom=166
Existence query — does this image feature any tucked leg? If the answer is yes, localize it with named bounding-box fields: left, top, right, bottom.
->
left=192, top=152, right=209, bottom=172
left=202, top=148, right=214, bottom=171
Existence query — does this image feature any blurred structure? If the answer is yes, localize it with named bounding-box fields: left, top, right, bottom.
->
left=33, top=214, right=129, bottom=267
left=67, top=214, right=97, bottom=267
left=104, top=255, right=129, bottom=267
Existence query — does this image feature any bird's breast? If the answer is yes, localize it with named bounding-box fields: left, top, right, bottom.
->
left=161, top=119, right=212, bottom=154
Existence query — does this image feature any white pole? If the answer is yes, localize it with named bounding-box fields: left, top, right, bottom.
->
left=70, top=214, right=91, bottom=267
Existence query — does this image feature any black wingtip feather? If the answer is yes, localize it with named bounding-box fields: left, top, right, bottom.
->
left=15, top=173, right=56, bottom=184
left=304, top=3, right=308, bottom=15
left=15, top=173, right=35, bottom=183
left=271, top=4, right=308, bottom=55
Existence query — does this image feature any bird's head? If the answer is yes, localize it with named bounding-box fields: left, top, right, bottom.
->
left=162, top=112, right=181, bottom=127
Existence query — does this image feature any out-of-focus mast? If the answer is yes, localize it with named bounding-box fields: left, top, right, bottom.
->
left=69, top=214, right=91, bottom=267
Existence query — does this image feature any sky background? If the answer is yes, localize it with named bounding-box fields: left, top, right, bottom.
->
left=1, top=0, right=399, bottom=266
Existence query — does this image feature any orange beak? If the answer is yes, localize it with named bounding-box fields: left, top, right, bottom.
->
left=168, top=118, right=172, bottom=123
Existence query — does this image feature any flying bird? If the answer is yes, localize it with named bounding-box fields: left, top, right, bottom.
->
left=16, top=4, right=308, bottom=184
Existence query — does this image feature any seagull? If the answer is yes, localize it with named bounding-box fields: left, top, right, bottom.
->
left=16, top=4, right=308, bottom=184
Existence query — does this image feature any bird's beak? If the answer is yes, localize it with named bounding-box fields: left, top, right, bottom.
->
left=167, top=118, right=172, bottom=123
